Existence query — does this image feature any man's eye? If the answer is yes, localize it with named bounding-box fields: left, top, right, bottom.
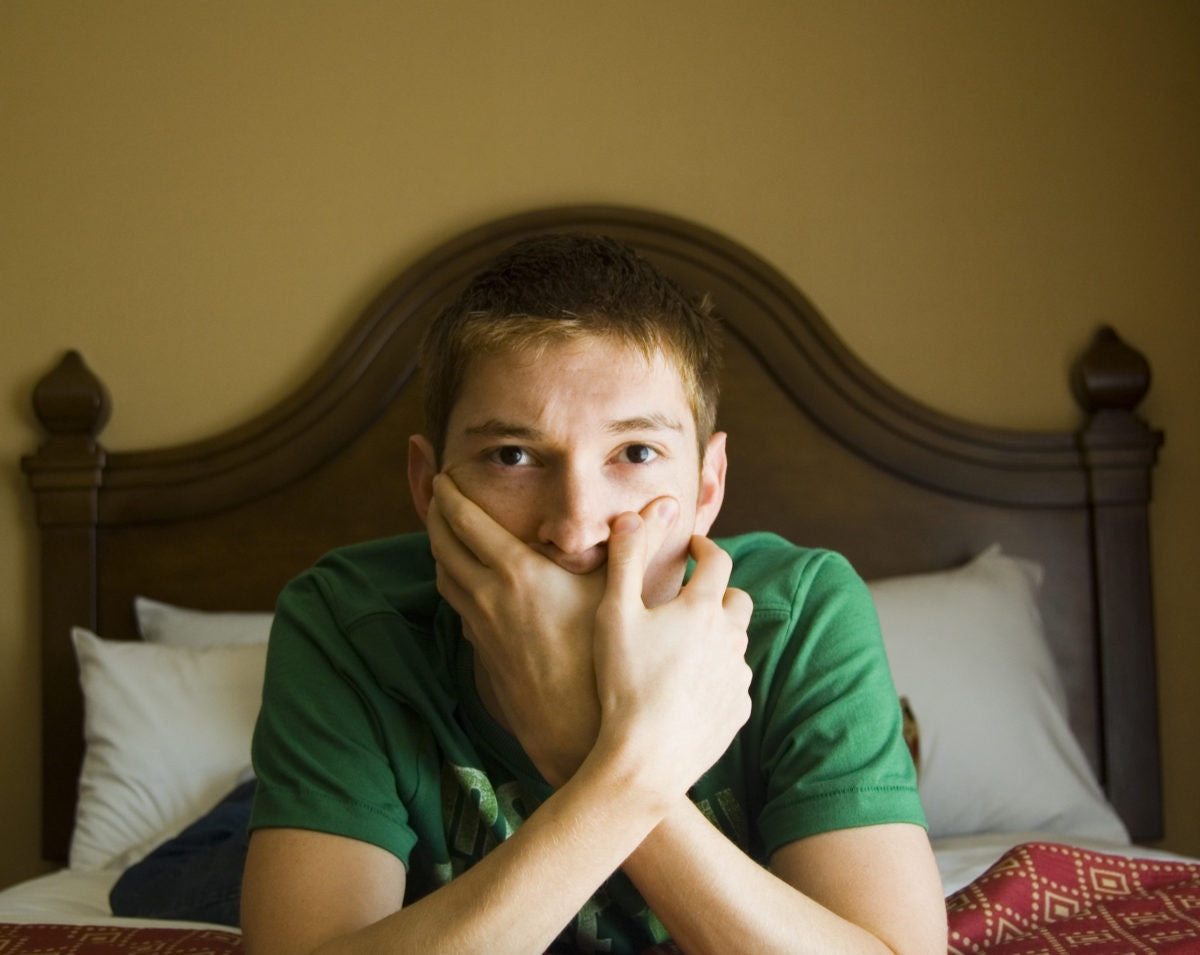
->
left=492, top=446, right=530, bottom=467
left=622, top=444, right=658, bottom=465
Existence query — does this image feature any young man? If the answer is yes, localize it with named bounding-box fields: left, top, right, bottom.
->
left=241, top=235, right=947, bottom=954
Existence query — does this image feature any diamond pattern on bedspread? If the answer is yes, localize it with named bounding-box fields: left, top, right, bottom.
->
left=947, top=842, right=1200, bottom=953
left=0, top=923, right=242, bottom=953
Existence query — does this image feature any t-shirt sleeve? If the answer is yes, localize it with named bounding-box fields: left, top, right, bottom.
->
left=249, top=571, right=421, bottom=865
left=753, top=550, right=925, bottom=853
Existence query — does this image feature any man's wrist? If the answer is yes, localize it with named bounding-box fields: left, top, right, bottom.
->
left=578, top=725, right=683, bottom=823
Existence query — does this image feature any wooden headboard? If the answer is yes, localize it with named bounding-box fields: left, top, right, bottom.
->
left=22, top=205, right=1164, bottom=862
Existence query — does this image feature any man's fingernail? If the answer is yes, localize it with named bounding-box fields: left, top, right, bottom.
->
left=654, top=498, right=679, bottom=524
left=612, top=512, right=641, bottom=534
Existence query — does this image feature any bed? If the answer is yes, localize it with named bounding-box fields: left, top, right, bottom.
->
left=7, top=205, right=1193, bottom=953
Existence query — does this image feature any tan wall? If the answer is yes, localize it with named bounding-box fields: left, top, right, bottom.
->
left=2, top=1, right=1197, bottom=887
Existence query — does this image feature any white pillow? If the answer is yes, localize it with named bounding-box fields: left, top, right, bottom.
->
left=70, top=627, right=268, bottom=871
left=135, top=595, right=273, bottom=647
left=869, top=546, right=1130, bottom=844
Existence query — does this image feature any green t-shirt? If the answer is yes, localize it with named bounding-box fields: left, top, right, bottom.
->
left=250, top=532, right=923, bottom=953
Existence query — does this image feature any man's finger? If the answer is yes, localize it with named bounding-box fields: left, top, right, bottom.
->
left=426, top=495, right=488, bottom=592
left=602, top=511, right=648, bottom=609
left=723, top=586, right=755, bottom=630
left=432, top=473, right=523, bottom=569
left=637, top=496, right=680, bottom=566
left=684, top=535, right=735, bottom=599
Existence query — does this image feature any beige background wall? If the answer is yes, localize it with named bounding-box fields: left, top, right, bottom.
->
left=2, top=1, right=1197, bottom=888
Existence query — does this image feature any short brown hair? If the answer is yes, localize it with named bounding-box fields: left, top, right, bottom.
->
left=419, top=233, right=723, bottom=462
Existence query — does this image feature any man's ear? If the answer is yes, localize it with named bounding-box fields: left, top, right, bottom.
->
left=693, top=431, right=728, bottom=537
left=407, top=434, right=438, bottom=525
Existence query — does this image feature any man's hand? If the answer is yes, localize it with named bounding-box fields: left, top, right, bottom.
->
left=426, top=474, right=680, bottom=785
left=592, top=511, right=754, bottom=800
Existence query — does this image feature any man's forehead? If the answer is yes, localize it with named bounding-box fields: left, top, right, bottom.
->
left=471, top=334, right=667, bottom=370
left=449, top=342, right=695, bottom=440
left=462, top=340, right=684, bottom=394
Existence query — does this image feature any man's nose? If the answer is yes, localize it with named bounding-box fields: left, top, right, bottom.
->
left=537, top=468, right=613, bottom=560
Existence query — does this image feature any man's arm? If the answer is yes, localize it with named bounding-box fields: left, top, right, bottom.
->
left=429, top=479, right=947, bottom=953
left=597, top=519, right=945, bottom=954
left=621, top=801, right=947, bottom=955
left=242, top=742, right=688, bottom=955
left=242, top=792, right=946, bottom=955
left=422, top=473, right=626, bottom=783
left=241, top=501, right=754, bottom=954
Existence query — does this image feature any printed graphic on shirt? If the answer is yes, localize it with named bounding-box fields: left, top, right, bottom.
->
left=695, top=787, right=750, bottom=849
left=436, top=763, right=747, bottom=953
left=437, top=761, right=528, bottom=883
left=574, top=887, right=615, bottom=953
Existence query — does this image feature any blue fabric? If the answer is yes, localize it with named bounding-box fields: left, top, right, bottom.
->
left=108, top=778, right=255, bottom=927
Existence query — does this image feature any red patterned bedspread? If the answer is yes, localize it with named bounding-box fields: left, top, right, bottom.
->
left=2, top=843, right=1198, bottom=953
left=947, top=842, right=1200, bottom=953
left=0, top=923, right=242, bottom=953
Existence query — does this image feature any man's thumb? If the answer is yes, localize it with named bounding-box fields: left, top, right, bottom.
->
left=604, top=511, right=648, bottom=607
left=640, top=496, right=680, bottom=562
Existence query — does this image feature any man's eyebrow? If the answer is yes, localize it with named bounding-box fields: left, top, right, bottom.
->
left=606, top=413, right=685, bottom=435
left=462, top=414, right=684, bottom=440
left=463, top=420, right=544, bottom=440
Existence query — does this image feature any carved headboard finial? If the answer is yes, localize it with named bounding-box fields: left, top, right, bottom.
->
left=31, top=350, right=111, bottom=447
left=1071, top=326, right=1152, bottom=415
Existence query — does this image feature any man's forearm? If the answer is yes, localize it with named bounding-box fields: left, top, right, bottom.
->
left=622, top=800, right=907, bottom=955
left=311, top=742, right=677, bottom=955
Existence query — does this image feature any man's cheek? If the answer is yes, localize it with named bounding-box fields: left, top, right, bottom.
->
left=443, top=476, right=530, bottom=540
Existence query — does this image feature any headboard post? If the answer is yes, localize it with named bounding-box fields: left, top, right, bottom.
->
left=1072, top=327, right=1165, bottom=842
left=21, top=350, right=111, bottom=862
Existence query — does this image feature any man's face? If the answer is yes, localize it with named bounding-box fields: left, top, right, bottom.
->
left=411, top=336, right=726, bottom=607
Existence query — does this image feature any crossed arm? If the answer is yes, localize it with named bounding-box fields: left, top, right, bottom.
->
left=241, top=477, right=946, bottom=954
